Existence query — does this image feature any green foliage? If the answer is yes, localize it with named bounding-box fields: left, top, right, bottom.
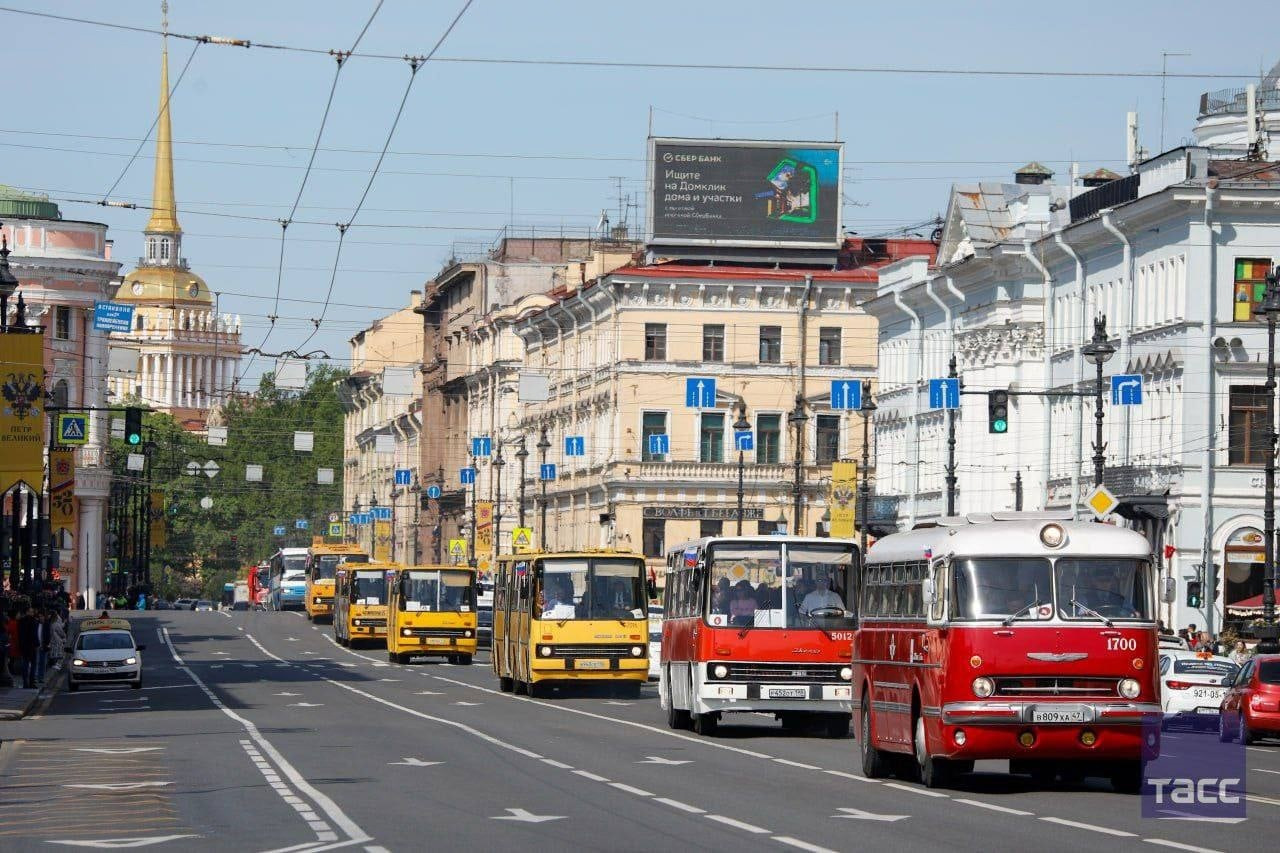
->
left=109, top=366, right=347, bottom=592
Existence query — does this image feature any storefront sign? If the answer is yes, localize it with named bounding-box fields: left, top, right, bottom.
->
left=643, top=506, right=765, bottom=521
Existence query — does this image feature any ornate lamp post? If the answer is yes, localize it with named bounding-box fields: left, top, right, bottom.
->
left=0, top=230, right=18, bottom=332
left=537, top=426, right=551, bottom=549
left=788, top=395, right=809, bottom=535
left=859, top=382, right=877, bottom=557
left=733, top=402, right=750, bottom=535
left=493, top=443, right=506, bottom=557
left=515, top=436, right=529, bottom=530
left=1080, top=315, right=1116, bottom=488
left=1257, top=269, right=1280, bottom=638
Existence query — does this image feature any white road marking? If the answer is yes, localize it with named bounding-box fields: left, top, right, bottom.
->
left=773, top=837, right=839, bottom=853
left=288, top=702, right=324, bottom=708
left=388, top=758, right=442, bottom=767
left=72, top=747, right=164, bottom=755
left=573, top=770, right=610, bottom=782
left=602, top=701, right=632, bottom=706
left=275, top=692, right=301, bottom=697
left=453, top=701, right=480, bottom=706
left=98, top=698, right=148, bottom=704
left=638, top=756, right=692, bottom=766
left=541, top=759, right=574, bottom=770
left=1039, top=816, right=1135, bottom=837
left=654, top=797, right=704, bottom=814
left=883, top=782, right=948, bottom=798
left=774, top=758, right=820, bottom=770
left=491, top=808, right=564, bottom=823
left=705, top=814, right=770, bottom=834
left=1255, top=768, right=1280, bottom=775
left=414, top=691, right=444, bottom=696
left=821, top=769, right=877, bottom=784
left=953, top=799, right=1033, bottom=816
left=46, top=834, right=199, bottom=848
left=63, top=782, right=173, bottom=791
left=1144, top=839, right=1225, bottom=853
left=378, top=678, right=401, bottom=682
left=610, top=782, right=654, bottom=797
left=831, top=806, right=908, bottom=822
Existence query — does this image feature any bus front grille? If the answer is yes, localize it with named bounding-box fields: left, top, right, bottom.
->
left=993, top=677, right=1121, bottom=697
left=724, top=663, right=845, bottom=683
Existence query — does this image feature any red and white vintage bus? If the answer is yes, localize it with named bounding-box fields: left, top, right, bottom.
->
left=660, top=536, right=859, bottom=737
left=853, top=514, right=1163, bottom=791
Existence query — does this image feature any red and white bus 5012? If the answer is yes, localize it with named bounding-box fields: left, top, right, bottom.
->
left=853, top=514, right=1163, bottom=791
left=660, top=536, right=859, bottom=738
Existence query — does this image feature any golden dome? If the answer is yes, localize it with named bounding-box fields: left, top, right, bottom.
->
left=115, top=265, right=212, bottom=304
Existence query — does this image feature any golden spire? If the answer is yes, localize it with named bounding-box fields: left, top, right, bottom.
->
left=145, top=19, right=181, bottom=235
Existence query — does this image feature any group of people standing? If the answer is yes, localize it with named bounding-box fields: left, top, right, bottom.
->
left=1, top=605, right=68, bottom=689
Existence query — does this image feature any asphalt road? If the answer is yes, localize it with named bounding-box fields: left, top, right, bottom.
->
left=2, top=610, right=1278, bottom=852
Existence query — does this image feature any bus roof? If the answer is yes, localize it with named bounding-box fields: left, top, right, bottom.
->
left=867, top=517, right=1151, bottom=564
left=276, top=547, right=309, bottom=557
left=400, top=564, right=476, bottom=573
left=668, top=536, right=856, bottom=554
left=495, top=551, right=645, bottom=561
left=309, top=543, right=367, bottom=555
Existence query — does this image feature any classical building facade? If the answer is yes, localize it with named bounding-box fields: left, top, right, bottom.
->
left=108, top=40, right=241, bottom=430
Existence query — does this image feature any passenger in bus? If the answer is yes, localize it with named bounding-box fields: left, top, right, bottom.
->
left=729, top=581, right=758, bottom=626
left=711, top=577, right=732, bottom=617
left=801, top=568, right=845, bottom=614
left=541, top=576, right=576, bottom=619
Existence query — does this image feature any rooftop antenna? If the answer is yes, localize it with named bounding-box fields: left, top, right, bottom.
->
left=1159, top=52, right=1190, bottom=152
left=161, top=0, right=168, bottom=37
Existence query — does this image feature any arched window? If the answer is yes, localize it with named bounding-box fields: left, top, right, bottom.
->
left=135, top=313, right=145, bottom=331
left=159, top=238, right=171, bottom=261
left=51, top=379, right=69, bottom=409
left=146, top=237, right=157, bottom=260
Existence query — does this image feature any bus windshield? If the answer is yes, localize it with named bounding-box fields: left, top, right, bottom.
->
left=950, top=557, right=1153, bottom=621
left=351, top=570, right=387, bottom=605
left=952, top=558, right=1052, bottom=620
left=1056, top=558, right=1153, bottom=621
left=538, top=558, right=644, bottom=621
left=281, top=556, right=307, bottom=574
left=401, top=570, right=474, bottom=612
left=315, top=553, right=367, bottom=581
left=706, top=542, right=856, bottom=629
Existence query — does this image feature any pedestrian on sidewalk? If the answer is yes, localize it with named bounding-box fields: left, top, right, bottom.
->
left=49, top=611, right=66, bottom=670
left=17, top=607, right=39, bottom=689
left=5, top=612, right=20, bottom=681
left=0, top=612, right=11, bottom=687
left=34, top=608, right=52, bottom=685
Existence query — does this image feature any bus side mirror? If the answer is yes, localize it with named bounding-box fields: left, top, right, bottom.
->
left=922, top=577, right=937, bottom=606
left=1161, top=576, right=1176, bottom=604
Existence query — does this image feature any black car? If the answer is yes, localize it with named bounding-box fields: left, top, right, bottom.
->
left=152, top=600, right=172, bottom=611
left=477, top=607, right=492, bottom=648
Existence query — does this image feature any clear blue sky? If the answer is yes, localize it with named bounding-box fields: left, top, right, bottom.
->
left=6, top=1, right=1275, bottom=381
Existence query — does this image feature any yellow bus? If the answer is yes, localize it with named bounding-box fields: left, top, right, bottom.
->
left=333, top=563, right=396, bottom=647
left=386, top=565, right=478, bottom=665
left=493, top=551, right=653, bottom=698
left=305, top=543, right=369, bottom=622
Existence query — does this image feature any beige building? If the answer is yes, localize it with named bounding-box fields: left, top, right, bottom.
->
left=510, top=240, right=935, bottom=577
left=340, top=293, right=424, bottom=563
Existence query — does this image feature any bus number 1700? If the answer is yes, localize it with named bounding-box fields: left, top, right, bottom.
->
left=1106, top=637, right=1137, bottom=651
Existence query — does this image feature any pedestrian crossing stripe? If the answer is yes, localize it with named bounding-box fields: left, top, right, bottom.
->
left=57, top=413, right=89, bottom=445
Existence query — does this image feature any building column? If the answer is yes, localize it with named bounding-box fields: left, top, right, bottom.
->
left=78, top=495, right=104, bottom=610
left=179, top=355, right=188, bottom=407
left=225, top=356, right=236, bottom=395
left=164, top=352, right=174, bottom=407
left=198, top=356, right=206, bottom=408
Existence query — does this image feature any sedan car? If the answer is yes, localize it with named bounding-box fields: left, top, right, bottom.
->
left=1159, top=650, right=1239, bottom=729
left=1220, top=653, right=1280, bottom=744
left=152, top=599, right=172, bottom=611
left=194, top=600, right=214, bottom=611
left=69, top=618, right=144, bottom=691
left=174, top=598, right=193, bottom=610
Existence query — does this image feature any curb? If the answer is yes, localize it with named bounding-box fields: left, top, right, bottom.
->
left=0, top=669, right=65, bottom=721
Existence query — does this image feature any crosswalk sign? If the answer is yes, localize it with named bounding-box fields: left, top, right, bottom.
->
left=328, top=522, right=342, bottom=537
left=448, top=538, right=468, bottom=558
left=57, top=413, right=89, bottom=445
left=512, top=527, right=534, bottom=551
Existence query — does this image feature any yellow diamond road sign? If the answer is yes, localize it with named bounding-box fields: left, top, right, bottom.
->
left=1085, top=484, right=1120, bottom=519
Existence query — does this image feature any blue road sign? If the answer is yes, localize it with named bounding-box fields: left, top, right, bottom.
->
left=425, top=484, right=442, bottom=500
left=1111, top=374, right=1144, bottom=406
left=830, top=379, right=863, bottom=411
left=460, top=467, right=476, bottom=485
left=348, top=515, right=359, bottom=526
left=928, top=377, right=961, bottom=410
left=540, top=463, right=557, bottom=481
left=274, top=525, right=286, bottom=536
left=356, top=513, right=372, bottom=526
left=734, top=431, right=754, bottom=452
left=295, top=519, right=309, bottom=530
left=93, top=301, right=135, bottom=333
left=647, top=433, right=669, bottom=456
left=57, top=413, right=89, bottom=444
left=394, top=468, right=412, bottom=486
left=564, top=436, right=585, bottom=457
left=471, top=436, right=492, bottom=457
left=373, top=506, right=392, bottom=521
left=685, top=377, right=717, bottom=409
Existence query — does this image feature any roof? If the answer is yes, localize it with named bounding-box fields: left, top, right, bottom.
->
left=935, top=181, right=1070, bottom=265
left=1081, top=168, right=1123, bottom=182
left=114, top=264, right=211, bottom=305
left=867, top=517, right=1151, bottom=564
left=1015, top=161, right=1054, bottom=178
left=610, top=262, right=882, bottom=282
left=1207, top=159, right=1280, bottom=182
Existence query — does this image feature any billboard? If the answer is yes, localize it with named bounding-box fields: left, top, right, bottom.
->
left=648, top=138, right=843, bottom=249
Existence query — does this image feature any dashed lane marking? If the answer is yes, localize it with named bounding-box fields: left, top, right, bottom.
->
left=883, top=782, right=948, bottom=798
left=1143, top=839, right=1225, bottom=853
left=953, top=799, right=1034, bottom=817
left=705, top=814, right=770, bottom=834
left=1039, top=816, right=1136, bottom=837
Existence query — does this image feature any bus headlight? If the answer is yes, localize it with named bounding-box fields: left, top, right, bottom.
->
left=313, top=597, right=322, bottom=604
left=1118, top=678, right=1141, bottom=699
left=711, top=663, right=729, bottom=679
left=402, top=628, right=412, bottom=637
left=972, top=677, right=995, bottom=698
left=630, top=646, right=644, bottom=657
left=1039, top=523, right=1065, bottom=548
left=464, top=630, right=473, bottom=638
left=539, top=645, right=553, bottom=657
left=840, top=666, right=853, bottom=681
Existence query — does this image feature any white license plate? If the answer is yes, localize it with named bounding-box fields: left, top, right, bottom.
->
left=424, top=637, right=450, bottom=645
left=1191, top=688, right=1223, bottom=700
left=1196, top=707, right=1221, bottom=715
left=1032, top=707, right=1085, bottom=724
left=576, top=659, right=608, bottom=669
left=766, top=687, right=809, bottom=700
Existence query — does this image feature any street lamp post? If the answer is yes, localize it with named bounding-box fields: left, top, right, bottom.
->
left=788, top=395, right=809, bottom=536
left=859, top=382, right=877, bottom=557
left=537, top=426, right=551, bottom=549
left=0, top=230, right=18, bottom=333
left=733, top=402, right=750, bottom=534
left=1256, top=269, right=1280, bottom=637
left=515, top=437, right=529, bottom=530
left=493, top=444, right=506, bottom=557
left=1081, top=315, right=1116, bottom=489
left=468, top=454, right=478, bottom=569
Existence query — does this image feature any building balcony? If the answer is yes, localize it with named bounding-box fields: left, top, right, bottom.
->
left=624, top=461, right=796, bottom=485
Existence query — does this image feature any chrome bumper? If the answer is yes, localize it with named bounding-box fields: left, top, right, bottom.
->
left=941, top=701, right=1162, bottom=725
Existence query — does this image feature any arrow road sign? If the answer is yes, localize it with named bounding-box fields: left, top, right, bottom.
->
left=372, top=506, right=392, bottom=521
left=492, top=808, right=565, bottom=824
left=928, top=378, right=960, bottom=410
left=426, top=484, right=442, bottom=500
left=734, top=431, right=754, bottom=452
left=637, top=756, right=693, bottom=766
left=1111, top=374, right=1143, bottom=406
left=830, top=379, right=863, bottom=411
left=471, top=436, right=492, bottom=457
left=832, top=806, right=909, bottom=822
left=539, top=463, right=557, bottom=481
left=394, top=468, right=412, bottom=486
left=647, top=433, right=669, bottom=456
left=295, top=519, right=308, bottom=529
left=460, top=467, right=476, bottom=485
left=685, top=376, right=717, bottom=409
left=388, top=758, right=443, bottom=767
left=564, top=435, right=585, bottom=457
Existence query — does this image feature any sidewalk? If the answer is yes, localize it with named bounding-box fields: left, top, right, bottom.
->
left=0, top=670, right=62, bottom=720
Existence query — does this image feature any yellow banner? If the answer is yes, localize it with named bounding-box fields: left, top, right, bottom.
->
left=150, top=491, right=167, bottom=547
left=829, top=461, right=857, bottom=539
left=373, top=520, right=392, bottom=561
left=0, top=332, right=46, bottom=494
left=50, top=447, right=77, bottom=544
left=476, top=500, right=494, bottom=556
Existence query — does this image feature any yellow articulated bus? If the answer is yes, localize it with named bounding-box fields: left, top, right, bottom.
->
left=493, top=551, right=653, bottom=698
left=334, top=563, right=396, bottom=647
left=306, top=542, right=369, bottom=623
left=386, top=565, right=479, bottom=665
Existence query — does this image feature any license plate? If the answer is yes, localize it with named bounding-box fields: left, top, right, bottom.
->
left=1196, top=707, right=1221, bottom=715
left=576, top=659, right=608, bottom=669
left=424, top=637, right=449, bottom=645
left=1191, top=688, right=1222, bottom=700
left=1032, top=706, right=1085, bottom=723
left=766, top=687, right=809, bottom=700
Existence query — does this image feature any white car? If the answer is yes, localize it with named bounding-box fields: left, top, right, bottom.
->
left=1158, top=650, right=1239, bottom=729
left=648, top=605, right=663, bottom=681
left=69, top=618, right=145, bottom=691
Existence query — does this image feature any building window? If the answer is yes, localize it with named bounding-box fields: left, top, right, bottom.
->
left=759, top=326, right=782, bottom=364
left=759, top=519, right=786, bottom=535
left=818, top=327, right=841, bottom=366
left=1233, top=258, right=1272, bottom=322
left=159, top=238, right=171, bottom=261
left=702, top=324, right=725, bottom=362
left=54, top=306, right=72, bottom=341
left=816, top=414, right=841, bottom=464
left=699, top=519, right=723, bottom=538
left=135, top=313, right=145, bottom=331
left=642, top=518, right=665, bottom=557
left=700, top=413, right=725, bottom=463
left=641, top=411, right=667, bottom=461
left=1229, top=385, right=1270, bottom=465
left=146, top=237, right=157, bottom=260
left=645, top=323, right=667, bottom=361
left=757, top=414, right=781, bottom=464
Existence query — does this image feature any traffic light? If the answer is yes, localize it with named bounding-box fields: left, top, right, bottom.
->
left=987, top=390, right=1009, bottom=434
left=124, top=407, right=143, bottom=445
left=1186, top=580, right=1203, bottom=608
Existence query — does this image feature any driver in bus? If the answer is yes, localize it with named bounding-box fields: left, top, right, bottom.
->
left=541, top=576, right=576, bottom=619
left=1084, top=573, right=1137, bottom=618
left=801, top=568, right=845, bottom=614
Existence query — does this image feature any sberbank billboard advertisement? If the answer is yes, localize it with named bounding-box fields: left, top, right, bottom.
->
left=647, top=138, right=843, bottom=249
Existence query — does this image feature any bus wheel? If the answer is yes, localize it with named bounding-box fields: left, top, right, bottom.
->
left=664, top=672, right=691, bottom=730
left=499, top=676, right=513, bottom=693
left=825, top=713, right=851, bottom=739
left=387, top=650, right=399, bottom=663
left=914, top=715, right=951, bottom=789
left=859, top=700, right=887, bottom=778
left=526, top=680, right=544, bottom=699
left=454, top=654, right=473, bottom=666
left=1110, top=762, right=1144, bottom=794
left=513, top=678, right=528, bottom=696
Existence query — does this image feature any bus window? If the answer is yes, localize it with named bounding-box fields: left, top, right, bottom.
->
left=951, top=558, right=1051, bottom=620
left=537, top=557, right=645, bottom=620
left=588, top=559, right=645, bottom=619
left=314, top=553, right=368, bottom=581
left=350, top=571, right=386, bottom=605
left=401, top=569, right=475, bottom=612
left=1055, top=558, right=1152, bottom=621
left=788, top=544, right=856, bottom=627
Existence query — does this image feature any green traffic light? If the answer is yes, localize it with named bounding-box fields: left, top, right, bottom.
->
left=127, top=434, right=141, bottom=445
left=994, top=420, right=1007, bottom=433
